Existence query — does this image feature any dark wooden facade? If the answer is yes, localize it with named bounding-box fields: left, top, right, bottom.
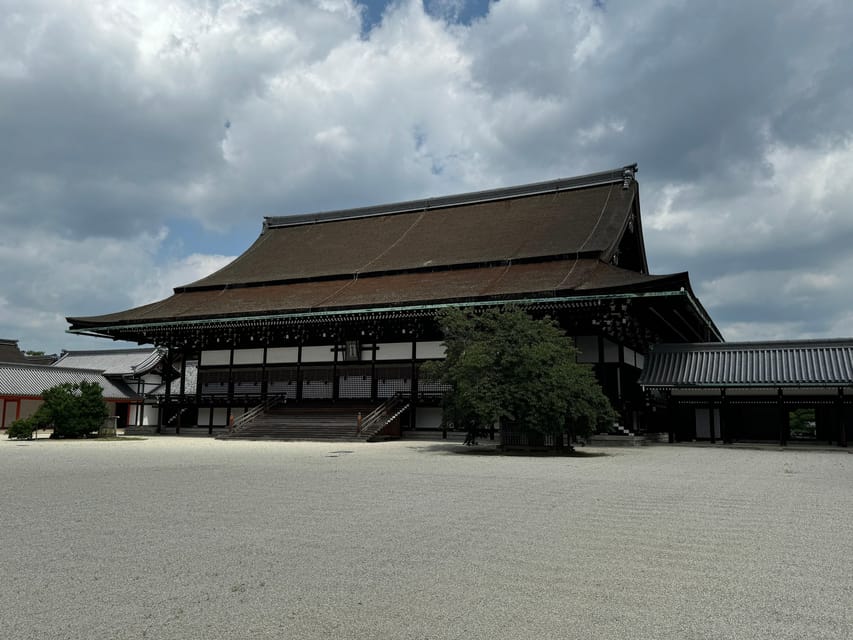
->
left=68, top=165, right=721, bottom=435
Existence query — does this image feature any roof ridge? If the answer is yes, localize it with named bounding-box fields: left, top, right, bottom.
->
left=264, top=164, right=638, bottom=230
left=654, top=338, right=853, bottom=351
left=59, top=348, right=155, bottom=355
left=0, top=361, right=109, bottom=373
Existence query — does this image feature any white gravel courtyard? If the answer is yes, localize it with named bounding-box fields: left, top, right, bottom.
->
left=2, top=437, right=851, bottom=640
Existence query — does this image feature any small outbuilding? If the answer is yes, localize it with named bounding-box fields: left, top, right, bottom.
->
left=0, top=345, right=173, bottom=431
left=640, top=339, right=853, bottom=446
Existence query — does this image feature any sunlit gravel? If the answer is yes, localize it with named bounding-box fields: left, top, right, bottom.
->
left=2, top=437, right=851, bottom=639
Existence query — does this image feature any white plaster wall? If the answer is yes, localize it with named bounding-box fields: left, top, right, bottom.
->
left=233, top=348, right=264, bottom=365
left=301, top=345, right=335, bottom=363
left=212, top=408, right=229, bottom=426
left=20, top=399, right=42, bottom=421
left=416, top=341, right=446, bottom=359
left=201, top=350, right=231, bottom=366
left=376, top=342, right=412, bottom=361
left=267, top=347, right=299, bottom=364
left=140, top=405, right=159, bottom=426
left=359, top=344, right=375, bottom=361
left=1, top=400, right=19, bottom=427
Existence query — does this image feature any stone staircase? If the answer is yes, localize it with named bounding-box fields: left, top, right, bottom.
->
left=218, top=405, right=377, bottom=441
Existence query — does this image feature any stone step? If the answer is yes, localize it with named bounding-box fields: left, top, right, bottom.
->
left=220, top=405, right=377, bottom=441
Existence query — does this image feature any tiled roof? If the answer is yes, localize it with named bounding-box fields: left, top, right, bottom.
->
left=53, top=348, right=164, bottom=376
left=0, top=339, right=28, bottom=364
left=639, top=340, right=853, bottom=388
left=0, top=363, right=138, bottom=399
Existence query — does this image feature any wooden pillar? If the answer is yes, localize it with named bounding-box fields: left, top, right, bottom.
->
left=195, top=351, right=208, bottom=434
left=260, top=347, right=268, bottom=402
left=838, top=387, right=847, bottom=448
left=226, top=347, right=234, bottom=429
left=777, top=388, right=787, bottom=447
left=410, top=339, right=418, bottom=431
left=177, top=349, right=187, bottom=434
left=160, top=347, right=172, bottom=434
left=720, top=388, right=730, bottom=444
left=295, top=344, right=303, bottom=402
left=708, top=399, right=716, bottom=444
left=332, top=340, right=339, bottom=402
left=370, top=341, right=378, bottom=403
left=667, top=390, right=676, bottom=443
left=137, top=378, right=144, bottom=428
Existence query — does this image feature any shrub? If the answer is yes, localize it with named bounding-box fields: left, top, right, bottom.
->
left=7, top=417, right=35, bottom=440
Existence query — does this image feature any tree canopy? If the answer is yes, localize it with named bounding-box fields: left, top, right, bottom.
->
left=37, top=381, right=109, bottom=438
left=422, top=307, right=615, bottom=443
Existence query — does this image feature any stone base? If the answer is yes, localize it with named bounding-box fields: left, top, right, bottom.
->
left=587, top=434, right=646, bottom=447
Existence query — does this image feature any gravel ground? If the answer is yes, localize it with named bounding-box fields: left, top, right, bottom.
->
left=1, top=437, right=851, bottom=640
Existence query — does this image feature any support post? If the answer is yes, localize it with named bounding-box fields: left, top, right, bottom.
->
left=260, top=347, right=268, bottom=403
left=370, top=340, right=378, bottom=403
left=667, top=390, right=676, bottom=443
left=708, top=399, right=716, bottom=444
left=177, top=349, right=186, bottom=434
left=296, top=344, right=303, bottom=402
left=777, top=388, right=787, bottom=447
left=161, top=347, right=172, bottom=434
left=226, top=346, right=234, bottom=430
left=838, top=387, right=847, bottom=448
left=410, top=338, right=418, bottom=431
left=332, top=338, right=339, bottom=402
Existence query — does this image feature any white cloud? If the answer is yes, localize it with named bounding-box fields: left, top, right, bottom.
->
left=1, top=0, right=853, bottom=349
left=0, top=225, right=233, bottom=354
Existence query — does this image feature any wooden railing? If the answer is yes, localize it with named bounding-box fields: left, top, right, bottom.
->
left=229, top=394, right=286, bottom=434
left=357, top=393, right=410, bottom=439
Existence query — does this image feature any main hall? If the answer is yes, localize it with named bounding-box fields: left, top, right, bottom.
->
left=67, top=165, right=723, bottom=439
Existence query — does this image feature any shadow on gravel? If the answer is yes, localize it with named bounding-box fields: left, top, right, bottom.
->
left=408, top=443, right=610, bottom=458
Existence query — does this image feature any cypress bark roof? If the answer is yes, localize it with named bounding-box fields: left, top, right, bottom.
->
left=67, top=164, right=718, bottom=341
left=71, top=260, right=687, bottom=326
left=185, top=171, right=641, bottom=290
left=0, top=339, right=28, bottom=364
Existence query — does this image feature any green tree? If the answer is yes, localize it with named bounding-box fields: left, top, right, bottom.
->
left=422, top=307, right=615, bottom=448
left=37, top=381, right=109, bottom=438
left=7, top=417, right=35, bottom=440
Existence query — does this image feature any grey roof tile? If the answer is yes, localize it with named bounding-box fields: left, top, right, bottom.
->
left=53, top=348, right=164, bottom=376
left=0, top=363, right=138, bottom=399
left=639, top=339, right=853, bottom=387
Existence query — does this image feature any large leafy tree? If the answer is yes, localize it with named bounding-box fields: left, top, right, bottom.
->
left=422, top=307, right=615, bottom=445
left=36, top=381, right=109, bottom=438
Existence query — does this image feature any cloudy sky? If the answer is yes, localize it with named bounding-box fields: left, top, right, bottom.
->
left=2, top=0, right=852, bottom=354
